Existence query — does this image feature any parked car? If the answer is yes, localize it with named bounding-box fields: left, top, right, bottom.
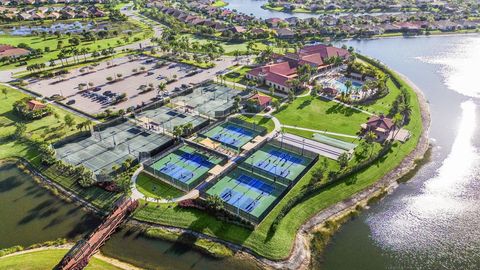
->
left=66, top=99, right=75, bottom=105
left=147, top=71, right=154, bottom=76
left=93, top=87, right=101, bottom=92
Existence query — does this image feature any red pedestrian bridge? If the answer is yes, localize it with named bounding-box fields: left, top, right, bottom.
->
left=57, top=197, right=138, bottom=270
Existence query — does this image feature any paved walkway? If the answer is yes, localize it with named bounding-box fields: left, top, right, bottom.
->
left=281, top=125, right=359, bottom=139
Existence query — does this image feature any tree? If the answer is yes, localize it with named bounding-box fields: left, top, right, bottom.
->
left=365, top=130, right=377, bottom=144
left=310, top=86, right=318, bottom=99
left=287, top=90, right=295, bottom=103
left=13, top=123, right=26, bottom=139
left=345, top=80, right=352, bottom=95
left=157, top=82, right=166, bottom=96
left=269, top=86, right=275, bottom=96
left=64, top=114, right=75, bottom=129
left=172, top=125, right=183, bottom=139
left=337, top=152, right=349, bottom=169
left=205, top=194, right=224, bottom=212
left=272, top=99, right=280, bottom=111
left=1, top=88, right=7, bottom=98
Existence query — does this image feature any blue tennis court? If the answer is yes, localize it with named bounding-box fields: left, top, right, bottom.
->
left=202, top=122, right=261, bottom=149
left=148, top=145, right=225, bottom=190
left=160, top=163, right=194, bottom=182
left=206, top=168, right=283, bottom=218
left=247, top=143, right=313, bottom=182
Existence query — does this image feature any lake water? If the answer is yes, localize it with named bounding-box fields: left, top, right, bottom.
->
left=0, top=163, right=100, bottom=249
left=319, top=35, right=480, bottom=269
left=224, top=0, right=410, bottom=20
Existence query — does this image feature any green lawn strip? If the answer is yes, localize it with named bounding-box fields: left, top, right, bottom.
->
left=136, top=172, right=184, bottom=199
left=133, top=67, right=422, bottom=260
left=144, top=227, right=233, bottom=258
left=0, top=249, right=121, bottom=270
left=235, top=115, right=275, bottom=133
left=274, top=96, right=368, bottom=135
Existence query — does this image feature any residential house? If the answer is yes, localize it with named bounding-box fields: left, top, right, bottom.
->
left=0, top=44, right=30, bottom=58
left=246, top=94, right=272, bottom=112
left=360, top=115, right=394, bottom=141
left=275, top=28, right=295, bottom=39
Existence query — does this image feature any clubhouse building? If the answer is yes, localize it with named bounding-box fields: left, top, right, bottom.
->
left=246, top=44, right=350, bottom=93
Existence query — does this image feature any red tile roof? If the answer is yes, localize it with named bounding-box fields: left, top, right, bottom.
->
left=249, top=94, right=272, bottom=106
left=366, top=115, right=394, bottom=130
left=0, top=45, right=30, bottom=58
left=27, top=100, right=46, bottom=111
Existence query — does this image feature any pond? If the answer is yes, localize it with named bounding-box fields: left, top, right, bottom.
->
left=0, top=162, right=100, bottom=249
left=1, top=21, right=113, bottom=36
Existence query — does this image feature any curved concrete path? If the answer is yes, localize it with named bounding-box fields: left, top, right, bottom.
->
left=130, top=164, right=199, bottom=203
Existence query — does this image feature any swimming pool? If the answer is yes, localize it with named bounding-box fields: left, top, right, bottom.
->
left=331, top=80, right=363, bottom=93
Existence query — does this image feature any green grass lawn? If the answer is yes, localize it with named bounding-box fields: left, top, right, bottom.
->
left=136, top=172, right=184, bottom=199
left=133, top=67, right=423, bottom=260
left=224, top=66, right=252, bottom=84
left=0, top=86, right=84, bottom=143
left=236, top=115, right=276, bottom=133
left=0, top=249, right=121, bottom=270
left=274, top=96, right=369, bottom=135
left=211, top=0, right=228, bottom=7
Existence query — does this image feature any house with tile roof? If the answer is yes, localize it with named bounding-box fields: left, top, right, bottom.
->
left=361, top=115, right=394, bottom=141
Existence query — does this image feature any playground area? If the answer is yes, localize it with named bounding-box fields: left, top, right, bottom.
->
left=199, top=118, right=266, bottom=151
left=54, top=120, right=173, bottom=178
left=144, top=144, right=226, bottom=191
left=134, top=106, right=209, bottom=134
left=172, top=83, right=245, bottom=118
left=205, top=167, right=284, bottom=222
left=241, top=143, right=314, bottom=184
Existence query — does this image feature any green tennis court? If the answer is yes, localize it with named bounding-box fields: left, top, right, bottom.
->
left=148, top=145, right=225, bottom=190
left=206, top=168, right=284, bottom=220
left=243, top=143, right=314, bottom=183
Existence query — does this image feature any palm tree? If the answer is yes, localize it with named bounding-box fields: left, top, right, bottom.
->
left=399, top=103, right=412, bottom=124
left=157, top=82, right=166, bottom=96
left=365, top=130, right=377, bottom=156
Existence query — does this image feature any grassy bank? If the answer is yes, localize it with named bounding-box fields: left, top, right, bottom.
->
left=0, top=249, right=121, bottom=270
left=144, top=227, right=233, bottom=258
left=135, top=172, right=184, bottom=199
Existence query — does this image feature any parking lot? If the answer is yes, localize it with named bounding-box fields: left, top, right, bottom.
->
left=27, top=55, right=237, bottom=115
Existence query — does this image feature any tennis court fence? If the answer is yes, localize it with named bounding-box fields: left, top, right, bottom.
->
left=238, top=162, right=292, bottom=187
left=227, top=118, right=267, bottom=136
left=270, top=138, right=318, bottom=160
